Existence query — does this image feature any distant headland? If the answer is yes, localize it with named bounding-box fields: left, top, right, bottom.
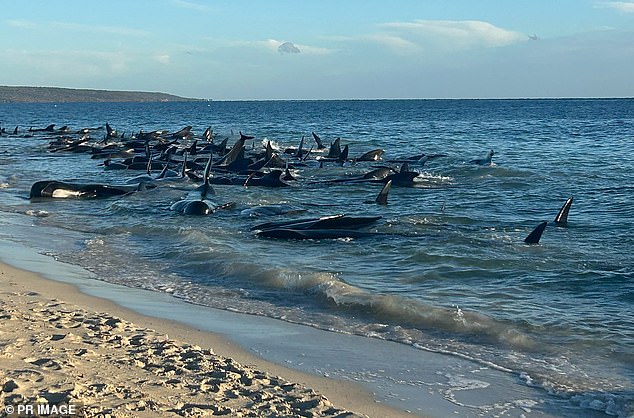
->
left=0, top=86, right=201, bottom=103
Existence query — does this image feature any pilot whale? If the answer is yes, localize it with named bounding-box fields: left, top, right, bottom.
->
left=251, top=214, right=382, bottom=232
left=524, top=221, right=548, bottom=244
left=553, top=196, right=574, bottom=226
left=170, top=155, right=224, bottom=215
left=29, top=180, right=149, bottom=199
left=522, top=197, right=574, bottom=243
left=470, top=149, right=495, bottom=166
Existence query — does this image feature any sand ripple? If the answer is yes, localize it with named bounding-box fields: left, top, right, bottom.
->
left=0, top=289, right=360, bottom=417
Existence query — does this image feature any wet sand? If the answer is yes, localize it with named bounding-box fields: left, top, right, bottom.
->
left=0, top=261, right=417, bottom=417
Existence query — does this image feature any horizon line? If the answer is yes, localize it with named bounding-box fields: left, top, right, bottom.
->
left=1, top=85, right=632, bottom=102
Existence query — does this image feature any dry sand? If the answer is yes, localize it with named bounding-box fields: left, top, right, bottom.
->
left=0, top=261, right=418, bottom=417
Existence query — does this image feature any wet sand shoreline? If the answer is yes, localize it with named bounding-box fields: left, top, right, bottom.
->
left=0, top=260, right=417, bottom=417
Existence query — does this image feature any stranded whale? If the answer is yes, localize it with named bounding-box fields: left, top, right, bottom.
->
left=29, top=180, right=151, bottom=199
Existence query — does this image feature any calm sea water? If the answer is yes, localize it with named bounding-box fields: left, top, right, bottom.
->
left=1, top=99, right=632, bottom=416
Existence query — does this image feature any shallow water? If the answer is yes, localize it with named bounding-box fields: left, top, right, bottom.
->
left=1, top=99, right=632, bottom=417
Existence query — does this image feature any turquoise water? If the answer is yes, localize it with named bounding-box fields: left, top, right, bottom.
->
left=0, top=99, right=632, bottom=416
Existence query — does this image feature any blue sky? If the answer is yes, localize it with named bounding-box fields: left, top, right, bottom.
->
left=1, top=0, right=633, bottom=99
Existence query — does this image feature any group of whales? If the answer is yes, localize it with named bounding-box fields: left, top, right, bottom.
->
left=16, top=122, right=573, bottom=244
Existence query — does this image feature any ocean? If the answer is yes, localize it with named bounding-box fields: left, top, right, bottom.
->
left=0, top=99, right=632, bottom=417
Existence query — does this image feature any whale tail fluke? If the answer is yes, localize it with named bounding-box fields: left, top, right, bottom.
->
left=524, top=221, right=548, bottom=245
left=554, top=196, right=574, bottom=226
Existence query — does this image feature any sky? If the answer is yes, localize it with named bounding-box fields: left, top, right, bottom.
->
left=1, top=0, right=633, bottom=100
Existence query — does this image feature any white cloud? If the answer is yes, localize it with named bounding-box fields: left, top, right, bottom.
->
left=4, top=19, right=37, bottom=29
left=50, top=21, right=149, bottom=37
left=4, top=49, right=133, bottom=78
left=4, top=19, right=148, bottom=37
left=597, top=1, right=634, bottom=12
left=169, top=0, right=210, bottom=12
left=363, top=33, right=421, bottom=53
left=379, top=20, right=526, bottom=50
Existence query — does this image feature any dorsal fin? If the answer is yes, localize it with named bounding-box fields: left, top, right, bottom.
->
left=312, top=132, right=326, bottom=149
left=203, top=153, right=213, bottom=185
left=302, top=146, right=313, bottom=161
left=554, top=196, right=574, bottom=225
left=295, top=136, right=305, bottom=158
left=215, top=137, right=228, bottom=154
left=265, top=140, right=274, bottom=161
left=283, top=167, right=295, bottom=181
left=327, top=137, right=341, bottom=158
left=239, top=131, right=255, bottom=140
left=524, top=221, right=547, bottom=244
left=157, top=163, right=169, bottom=179
left=203, top=127, right=212, bottom=142
left=201, top=153, right=215, bottom=199
left=165, top=146, right=175, bottom=163
left=219, top=137, right=246, bottom=166
left=145, top=153, right=153, bottom=175
left=338, top=144, right=349, bottom=163
left=188, top=139, right=198, bottom=156
left=181, top=151, right=188, bottom=177
left=400, top=162, right=410, bottom=173
left=375, top=180, right=392, bottom=205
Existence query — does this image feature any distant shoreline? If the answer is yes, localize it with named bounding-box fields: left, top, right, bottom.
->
left=0, top=86, right=201, bottom=103
left=1, top=87, right=631, bottom=103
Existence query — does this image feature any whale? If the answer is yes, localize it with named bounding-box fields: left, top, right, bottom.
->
left=251, top=214, right=381, bottom=232
left=373, top=180, right=392, bottom=205
left=170, top=155, right=219, bottom=215
left=29, top=123, right=56, bottom=132
left=470, top=149, right=495, bottom=166
left=256, top=228, right=380, bottom=240
left=243, top=170, right=289, bottom=187
left=29, top=180, right=150, bottom=199
left=214, top=136, right=246, bottom=168
left=91, top=148, right=135, bottom=160
left=370, top=163, right=419, bottom=187
left=284, top=136, right=308, bottom=159
left=308, top=166, right=395, bottom=186
left=312, top=132, right=327, bottom=150
left=553, top=196, right=574, bottom=226
left=201, top=137, right=228, bottom=155
left=524, top=221, right=548, bottom=244
left=165, top=125, right=193, bottom=140
left=240, top=204, right=307, bottom=218
left=282, top=165, right=296, bottom=181
left=202, top=127, right=213, bottom=142
left=326, top=137, right=342, bottom=159
left=356, top=149, right=384, bottom=162
left=337, top=144, right=349, bottom=165
left=105, top=123, right=119, bottom=139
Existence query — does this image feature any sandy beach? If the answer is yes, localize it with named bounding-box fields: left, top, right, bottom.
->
left=0, top=261, right=416, bottom=418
